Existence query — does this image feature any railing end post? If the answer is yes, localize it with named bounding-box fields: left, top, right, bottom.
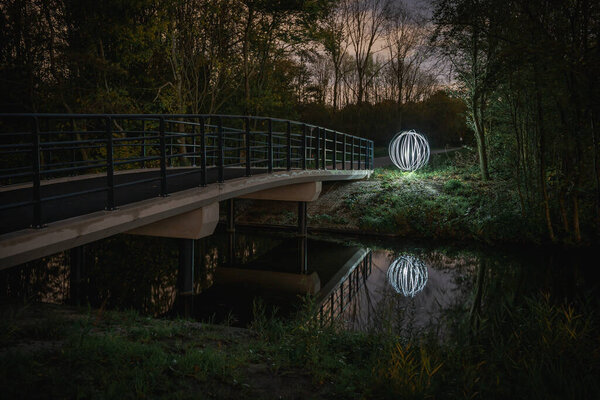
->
left=105, top=116, right=117, bottom=210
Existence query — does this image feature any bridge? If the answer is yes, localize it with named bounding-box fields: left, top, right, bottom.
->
left=0, top=114, right=374, bottom=273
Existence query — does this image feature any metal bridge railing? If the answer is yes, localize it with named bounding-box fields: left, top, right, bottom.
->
left=318, top=251, right=373, bottom=326
left=0, top=114, right=374, bottom=229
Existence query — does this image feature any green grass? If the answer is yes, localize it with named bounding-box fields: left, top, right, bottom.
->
left=2, top=293, right=598, bottom=399
left=345, top=149, right=543, bottom=243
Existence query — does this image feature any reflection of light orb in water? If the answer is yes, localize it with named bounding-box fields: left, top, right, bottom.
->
left=388, top=130, right=430, bottom=171
left=386, top=256, right=428, bottom=297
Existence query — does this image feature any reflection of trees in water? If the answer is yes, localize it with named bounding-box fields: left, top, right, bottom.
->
left=0, top=252, right=70, bottom=304
left=0, top=232, right=288, bottom=317
left=85, top=235, right=179, bottom=315
left=0, top=235, right=181, bottom=316
left=232, top=234, right=281, bottom=265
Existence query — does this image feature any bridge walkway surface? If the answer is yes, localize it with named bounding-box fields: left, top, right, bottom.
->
left=1, top=167, right=286, bottom=234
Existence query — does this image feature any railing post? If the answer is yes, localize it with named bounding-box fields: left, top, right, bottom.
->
left=370, top=141, right=374, bottom=169
left=159, top=117, right=168, bottom=196
left=315, top=128, right=320, bottom=169
left=31, top=116, right=42, bottom=228
left=168, top=121, right=173, bottom=167
left=106, top=117, right=115, bottom=210
left=142, top=119, right=146, bottom=169
left=363, top=139, right=367, bottom=170
left=267, top=118, right=273, bottom=173
left=245, top=117, right=251, bottom=176
left=359, top=139, right=363, bottom=170
left=218, top=117, right=224, bottom=183
left=340, top=281, right=344, bottom=311
left=322, top=129, right=326, bottom=169
left=332, top=131, right=337, bottom=170
left=200, top=117, right=207, bottom=187
left=342, top=134, right=346, bottom=170
left=286, top=121, right=292, bottom=171
left=302, top=124, right=307, bottom=170
left=70, top=118, right=76, bottom=170
left=191, top=123, right=196, bottom=167
left=351, top=137, right=355, bottom=170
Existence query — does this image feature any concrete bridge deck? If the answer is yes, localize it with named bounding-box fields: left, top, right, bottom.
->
left=0, top=167, right=369, bottom=269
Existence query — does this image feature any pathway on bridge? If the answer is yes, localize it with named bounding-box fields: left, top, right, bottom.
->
left=0, top=167, right=259, bottom=234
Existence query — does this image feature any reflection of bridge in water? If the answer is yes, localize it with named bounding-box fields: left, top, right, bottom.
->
left=0, top=230, right=374, bottom=323
left=316, top=251, right=372, bottom=326
left=188, top=232, right=373, bottom=325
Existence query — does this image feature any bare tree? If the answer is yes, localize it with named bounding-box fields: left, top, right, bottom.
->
left=343, top=0, right=391, bottom=104
left=319, top=3, right=349, bottom=111
left=385, top=2, right=440, bottom=104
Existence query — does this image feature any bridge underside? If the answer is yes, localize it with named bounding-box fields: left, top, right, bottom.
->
left=0, top=168, right=369, bottom=269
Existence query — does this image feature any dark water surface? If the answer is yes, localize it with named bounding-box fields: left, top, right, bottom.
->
left=1, top=229, right=598, bottom=334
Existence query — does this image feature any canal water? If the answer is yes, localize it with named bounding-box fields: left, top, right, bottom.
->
left=1, top=229, right=598, bottom=336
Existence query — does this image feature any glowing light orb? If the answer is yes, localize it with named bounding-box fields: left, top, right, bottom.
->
left=388, top=130, right=430, bottom=171
left=386, top=255, right=428, bottom=297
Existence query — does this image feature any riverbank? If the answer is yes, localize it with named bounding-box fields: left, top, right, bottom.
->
left=235, top=148, right=551, bottom=245
left=2, top=294, right=598, bottom=399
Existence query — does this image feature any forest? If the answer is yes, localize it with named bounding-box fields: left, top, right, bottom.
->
left=2, top=0, right=599, bottom=244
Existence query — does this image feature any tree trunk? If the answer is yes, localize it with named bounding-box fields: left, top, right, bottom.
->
left=333, top=68, right=339, bottom=111
left=242, top=6, right=254, bottom=115
left=591, top=115, right=600, bottom=238
left=472, top=97, right=490, bottom=180
left=534, top=78, right=555, bottom=242
left=470, top=257, right=486, bottom=332
left=573, top=195, right=581, bottom=243
left=559, top=196, right=570, bottom=234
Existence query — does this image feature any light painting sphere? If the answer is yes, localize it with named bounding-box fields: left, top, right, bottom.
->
left=388, top=130, right=430, bottom=171
left=386, top=255, right=428, bottom=297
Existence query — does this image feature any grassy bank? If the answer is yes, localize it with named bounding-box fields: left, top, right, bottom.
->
left=2, top=294, right=599, bottom=399
left=237, top=148, right=548, bottom=245
left=356, top=150, right=539, bottom=243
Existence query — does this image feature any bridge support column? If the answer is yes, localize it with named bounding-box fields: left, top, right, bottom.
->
left=226, top=199, right=235, bottom=233
left=297, top=201, right=308, bottom=273
left=298, top=236, right=308, bottom=274
left=127, top=202, right=219, bottom=239
left=69, top=245, right=86, bottom=305
left=178, top=238, right=195, bottom=296
left=227, top=199, right=235, bottom=265
left=298, top=201, right=307, bottom=236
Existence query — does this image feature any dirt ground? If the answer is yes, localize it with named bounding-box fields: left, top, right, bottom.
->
left=234, top=180, right=382, bottom=232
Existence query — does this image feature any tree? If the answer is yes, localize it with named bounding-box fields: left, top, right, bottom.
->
left=343, top=0, right=391, bottom=105
left=318, top=2, right=349, bottom=111
left=432, top=0, right=505, bottom=181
